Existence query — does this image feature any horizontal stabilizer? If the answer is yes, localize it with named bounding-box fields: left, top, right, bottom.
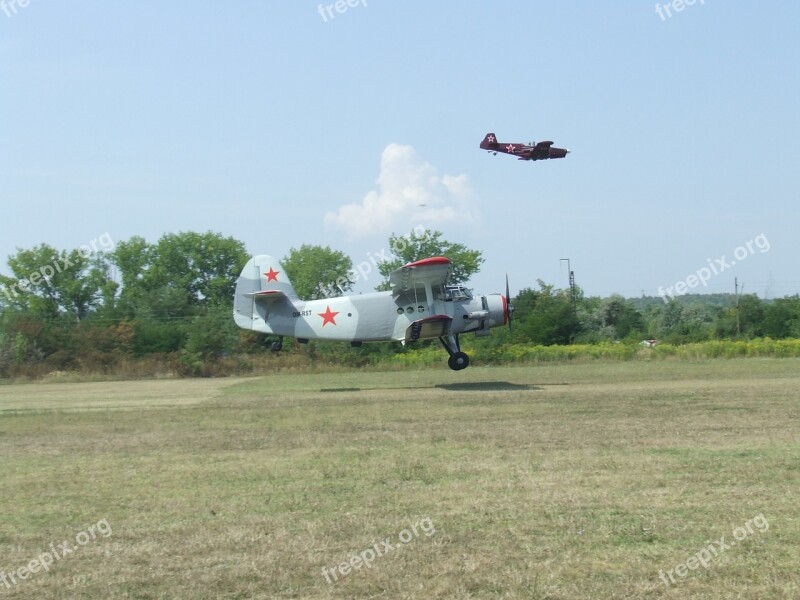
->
left=244, top=290, right=287, bottom=302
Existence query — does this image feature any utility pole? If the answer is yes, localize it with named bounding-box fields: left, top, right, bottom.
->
left=560, top=258, right=576, bottom=314
left=735, top=277, right=742, bottom=337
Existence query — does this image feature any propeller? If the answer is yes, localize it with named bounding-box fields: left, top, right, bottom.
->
left=505, top=274, right=515, bottom=335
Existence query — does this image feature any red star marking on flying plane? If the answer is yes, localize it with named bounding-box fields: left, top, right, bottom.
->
left=318, top=305, right=339, bottom=327
left=264, top=267, right=279, bottom=282
left=506, top=144, right=516, bottom=153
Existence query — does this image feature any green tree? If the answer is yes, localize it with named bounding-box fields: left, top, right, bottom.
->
left=603, top=294, right=645, bottom=339
left=513, top=281, right=580, bottom=345
left=656, top=299, right=718, bottom=342
left=281, top=245, right=354, bottom=300
left=738, top=294, right=765, bottom=338
left=146, top=232, right=248, bottom=308
left=110, top=236, right=153, bottom=314
left=376, top=229, right=484, bottom=290
left=0, top=244, right=115, bottom=321
left=111, top=231, right=248, bottom=314
left=105, top=232, right=248, bottom=356
left=575, top=296, right=617, bottom=343
left=761, top=296, right=800, bottom=338
left=184, top=305, right=240, bottom=357
left=715, top=294, right=764, bottom=339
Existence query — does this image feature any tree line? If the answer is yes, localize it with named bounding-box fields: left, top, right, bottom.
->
left=1, top=229, right=798, bottom=378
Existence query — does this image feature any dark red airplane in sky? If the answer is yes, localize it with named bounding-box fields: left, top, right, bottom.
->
left=480, top=133, right=569, bottom=161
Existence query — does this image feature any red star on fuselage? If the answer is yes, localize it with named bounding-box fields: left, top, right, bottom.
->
left=506, top=144, right=516, bottom=153
left=318, top=305, right=339, bottom=327
left=264, top=267, right=279, bottom=282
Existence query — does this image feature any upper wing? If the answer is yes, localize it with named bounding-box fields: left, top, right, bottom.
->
left=389, top=256, right=452, bottom=295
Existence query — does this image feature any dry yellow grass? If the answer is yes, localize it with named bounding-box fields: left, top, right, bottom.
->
left=1, top=359, right=798, bottom=598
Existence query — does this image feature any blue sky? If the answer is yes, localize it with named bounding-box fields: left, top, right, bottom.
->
left=2, top=1, right=798, bottom=299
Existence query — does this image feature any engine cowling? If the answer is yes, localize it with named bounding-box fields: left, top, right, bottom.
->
left=483, top=294, right=508, bottom=328
left=461, top=294, right=511, bottom=337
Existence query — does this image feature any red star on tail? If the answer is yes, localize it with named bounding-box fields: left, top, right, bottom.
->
left=264, top=267, right=279, bottom=282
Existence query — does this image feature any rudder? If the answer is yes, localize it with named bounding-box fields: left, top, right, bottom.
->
left=233, top=255, right=298, bottom=330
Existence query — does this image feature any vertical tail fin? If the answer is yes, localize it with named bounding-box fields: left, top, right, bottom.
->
left=480, top=133, right=498, bottom=148
left=233, top=255, right=298, bottom=330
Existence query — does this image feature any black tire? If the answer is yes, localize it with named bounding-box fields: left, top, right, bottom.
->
left=447, top=352, right=470, bottom=371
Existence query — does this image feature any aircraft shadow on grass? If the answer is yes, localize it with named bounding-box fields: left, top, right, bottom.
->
left=435, top=382, right=542, bottom=392
left=319, top=382, right=544, bottom=393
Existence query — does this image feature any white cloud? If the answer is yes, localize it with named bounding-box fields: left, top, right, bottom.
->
left=324, top=144, right=480, bottom=238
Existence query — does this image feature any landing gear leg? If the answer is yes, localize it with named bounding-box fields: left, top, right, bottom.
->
left=440, top=334, right=470, bottom=371
left=271, top=337, right=283, bottom=352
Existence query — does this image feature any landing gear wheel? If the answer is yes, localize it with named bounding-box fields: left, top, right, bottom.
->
left=271, top=339, right=283, bottom=352
left=448, top=352, right=470, bottom=371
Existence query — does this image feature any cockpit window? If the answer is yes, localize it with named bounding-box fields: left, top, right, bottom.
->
left=440, top=285, right=473, bottom=301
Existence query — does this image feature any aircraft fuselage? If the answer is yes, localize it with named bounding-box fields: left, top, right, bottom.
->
left=240, top=290, right=505, bottom=343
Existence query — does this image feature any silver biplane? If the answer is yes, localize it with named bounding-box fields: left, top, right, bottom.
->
left=233, top=255, right=513, bottom=370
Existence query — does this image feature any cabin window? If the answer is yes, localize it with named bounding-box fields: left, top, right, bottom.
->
left=440, top=285, right=473, bottom=301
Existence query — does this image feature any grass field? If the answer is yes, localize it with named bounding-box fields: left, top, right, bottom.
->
left=1, top=359, right=799, bottom=599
